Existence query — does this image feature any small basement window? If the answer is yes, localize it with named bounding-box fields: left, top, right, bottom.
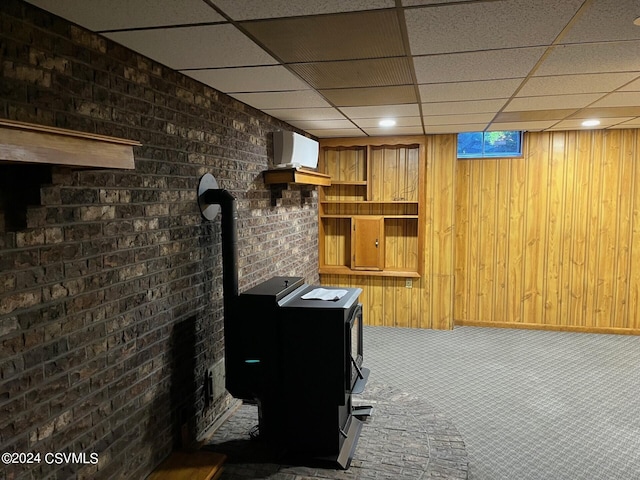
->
left=457, top=131, right=522, bottom=158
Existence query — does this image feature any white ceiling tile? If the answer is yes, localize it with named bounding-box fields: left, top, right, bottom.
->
left=305, top=128, right=366, bottom=138
left=488, top=121, right=558, bottom=131
left=352, top=117, right=423, bottom=128
left=549, top=117, right=634, bottom=130
left=286, top=119, right=355, bottom=130
left=611, top=118, right=640, bottom=128
left=572, top=106, right=640, bottom=119
left=262, top=108, right=346, bottom=121
left=105, top=25, right=276, bottom=69
left=231, top=90, right=332, bottom=110
left=494, top=109, right=577, bottom=123
left=405, top=0, right=583, bottom=55
left=402, top=0, right=484, bottom=5
left=413, top=47, right=545, bottom=83
left=340, top=104, right=421, bottom=119
left=518, top=73, right=640, bottom=97
left=419, top=79, right=522, bottom=103
left=535, top=42, right=640, bottom=76
left=505, top=94, right=604, bottom=112
left=589, top=92, right=640, bottom=108
left=320, top=86, right=416, bottom=107
left=422, top=99, right=508, bottom=116
left=423, top=113, right=494, bottom=126
left=560, top=0, right=640, bottom=44
left=24, top=0, right=225, bottom=30
left=183, top=66, right=310, bottom=93
left=211, top=0, right=394, bottom=20
left=363, top=126, right=424, bottom=136
left=425, top=124, right=487, bottom=134
left=619, top=77, right=640, bottom=91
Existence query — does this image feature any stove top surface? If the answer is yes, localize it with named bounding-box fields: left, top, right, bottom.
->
left=280, top=284, right=362, bottom=310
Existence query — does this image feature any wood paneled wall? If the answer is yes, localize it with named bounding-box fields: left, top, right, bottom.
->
left=455, top=129, right=640, bottom=334
left=321, top=134, right=456, bottom=329
left=322, top=129, right=640, bottom=334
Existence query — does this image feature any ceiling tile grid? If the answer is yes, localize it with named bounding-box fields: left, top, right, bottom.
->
left=289, top=57, right=414, bottom=90
left=25, top=0, right=226, bottom=30
left=404, top=0, right=585, bottom=55
left=211, top=0, right=395, bottom=21
left=413, top=47, right=547, bottom=84
left=105, top=24, right=277, bottom=70
left=22, top=0, right=640, bottom=137
left=240, top=9, right=406, bottom=63
left=184, top=65, right=311, bottom=93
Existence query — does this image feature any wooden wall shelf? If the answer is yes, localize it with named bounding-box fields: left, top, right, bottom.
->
left=0, top=119, right=139, bottom=169
left=263, top=167, right=331, bottom=186
left=319, top=265, right=421, bottom=278
left=318, top=136, right=425, bottom=278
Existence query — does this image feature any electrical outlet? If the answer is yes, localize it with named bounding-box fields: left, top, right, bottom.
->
left=405, top=278, right=412, bottom=288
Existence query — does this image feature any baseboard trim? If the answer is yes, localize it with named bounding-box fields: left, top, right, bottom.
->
left=454, top=320, right=640, bottom=336
left=196, top=398, right=242, bottom=448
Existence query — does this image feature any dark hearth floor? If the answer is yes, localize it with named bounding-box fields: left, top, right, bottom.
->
left=203, top=381, right=468, bottom=479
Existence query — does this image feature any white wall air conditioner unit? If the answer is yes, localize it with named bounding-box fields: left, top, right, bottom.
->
left=273, top=131, right=319, bottom=169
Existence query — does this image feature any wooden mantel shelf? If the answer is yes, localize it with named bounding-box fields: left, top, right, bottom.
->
left=263, top=167, right=331, bottom=186
left=0, top=119, right=140, bottom=169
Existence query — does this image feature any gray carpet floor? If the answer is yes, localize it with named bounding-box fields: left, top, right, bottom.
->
left=364, top=325, right=640, bottom=480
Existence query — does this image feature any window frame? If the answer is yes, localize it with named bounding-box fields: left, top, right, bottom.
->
left=456, top=130, right=523, bottom=159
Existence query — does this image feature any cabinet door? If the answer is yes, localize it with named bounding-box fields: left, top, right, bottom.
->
left=351, top=216, right=384, bottom=270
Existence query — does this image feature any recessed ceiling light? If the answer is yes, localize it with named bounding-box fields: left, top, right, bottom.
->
left=379, top=119, right=396, bottom=127
left=634, top=16, right=640, bottom=26
left=582, top=119, right=600, bottom=127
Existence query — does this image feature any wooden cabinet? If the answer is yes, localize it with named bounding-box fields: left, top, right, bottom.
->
left=352, top=216, right=384, bottom=271
left=318, top=136, right=425, bottom=277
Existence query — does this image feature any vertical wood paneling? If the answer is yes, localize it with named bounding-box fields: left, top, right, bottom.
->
left=455, top=129, right=640, bottom=333
left=584, top=132, right=602, bottom=327
left=324, top=147, right=365, bottom=182
left=495, top=156, right=511, bottom=322
left=558, top=132, right=575, bottom=327
left=478, top=159, right=497, bottom=323
left=544, top=132, right=567, bottom=326
left=615, top=131, right=635, bottom=328
left=466, top=160, right=481, bottom=323
left=630, top=130, right=640, bottom=329
left=322, top=218, right=350, bottom=266
left=321, top=129, right=640, bottom=334
left=569, top=132, right=590, bottom=325
left=370, top=146, right=420, bottom=202
left=454, top=159, right=470, bottom=321
left=595, top=131, right=618, bottom=327
left=507, top=154, right=526, bottom=324
left=431, top=134, right=456, bottom=329
left=369, top=276, right=384, bottom=326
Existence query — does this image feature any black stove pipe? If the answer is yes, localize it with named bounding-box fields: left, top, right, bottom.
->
left=202, top=189, right=239, bottom=319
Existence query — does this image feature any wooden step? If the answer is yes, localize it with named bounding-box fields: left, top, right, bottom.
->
left=146, top=450, right=226, bottom=480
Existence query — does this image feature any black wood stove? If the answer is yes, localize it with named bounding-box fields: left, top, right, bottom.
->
left=197, top=176, right=369, bottom=469
left=228, top=276, right=368, bottom=468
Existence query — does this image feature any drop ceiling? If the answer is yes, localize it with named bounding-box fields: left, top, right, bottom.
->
left=24, top=0, right=640, bottom=138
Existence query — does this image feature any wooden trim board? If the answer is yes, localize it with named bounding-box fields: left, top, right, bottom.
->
left=263, top=167, right=331, bottom=186
left=146, top=450, right=226, bottom=480
left=0, top=119, right=139, bottom=169
left=455, top=319, right=640, bottom=336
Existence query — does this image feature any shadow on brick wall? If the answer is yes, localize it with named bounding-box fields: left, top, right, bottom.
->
left=170, top=315, right=197, bottom=448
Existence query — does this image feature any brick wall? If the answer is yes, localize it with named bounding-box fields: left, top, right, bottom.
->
left=0, top=1, right=319, bottom=479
